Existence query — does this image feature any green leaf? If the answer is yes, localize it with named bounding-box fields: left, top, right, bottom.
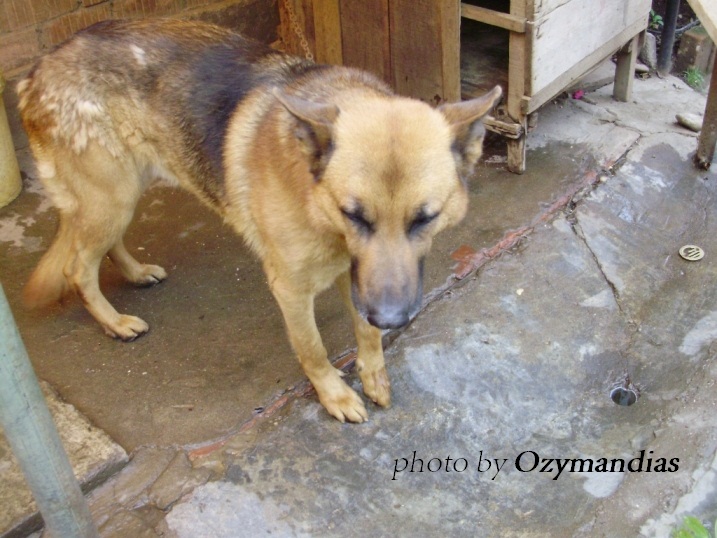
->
left=682, top=516, right=710, bottom=538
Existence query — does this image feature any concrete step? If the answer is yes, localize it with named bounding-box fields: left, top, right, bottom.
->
left=0, top=381, right=128, bottom=538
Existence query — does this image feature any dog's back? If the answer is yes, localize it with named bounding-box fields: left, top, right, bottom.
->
left=18, top=19, right=312, bottom=205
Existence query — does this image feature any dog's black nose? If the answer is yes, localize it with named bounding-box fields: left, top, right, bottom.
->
left=367, top=307, right=410, bottom=330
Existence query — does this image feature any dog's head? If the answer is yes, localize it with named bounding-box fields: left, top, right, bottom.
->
left=276, top=85, right=501, bottom=329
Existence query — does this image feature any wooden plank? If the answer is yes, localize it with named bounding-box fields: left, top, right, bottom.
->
left=696, top=56, right=717, bottom=169
left=484, top=116, right=524, bottom=139
left=529, top=0, right=650, bottom=96
left=339, top=0, right=390, bottom=82
left=686, top=0, right=717, bottom=44
left=613, top=34, right=639, bottom=102
left=507, top=0, right=527, bottom=118
left=313, top=0, right=342, bottom=64
left=525, top=18, right=647, bottom=114
left=460, top=4, right=526, bottom=33
left=690, top=0, right=717, bottom=168
left=389, top=0, right=446, bottom=103
left=506, top=0, right=528, bottom=173
left=440, top=0, right=461, bottom=102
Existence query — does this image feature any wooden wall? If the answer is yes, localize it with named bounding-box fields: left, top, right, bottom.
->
left=529, top=0, right=650, bottom=95
left=280, top=0, right=460, bottom=103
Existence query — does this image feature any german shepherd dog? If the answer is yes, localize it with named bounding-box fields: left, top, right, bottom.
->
left=18, top=19, right=501, bottom=422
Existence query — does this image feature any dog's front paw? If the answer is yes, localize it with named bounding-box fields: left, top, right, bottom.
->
left=359, top=365, right=391, bottom=408
left=103, top=315, right=149, bottom=341
left=314, top=373, right=368, bottom=423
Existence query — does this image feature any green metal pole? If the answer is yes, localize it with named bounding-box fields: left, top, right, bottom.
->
left=0, top=284, right=98, bottom=538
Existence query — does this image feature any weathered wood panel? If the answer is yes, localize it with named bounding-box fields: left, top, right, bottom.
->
left=526, top=17, right=647, bottom=113
left=279, top=0, right=313, bottom=57
left=439, top=0, right=461, bottom=101
left=313, top=0, right=342, bottom=64
left=531, top=0, right=571, bottom=20
left=390, top=0, right=459, bottom=103
left=686, top=0, right=717, bottom=43
left=339, top=0, right=390, bottom=81
left=461, top=4, right=526, bottom=33
left=529, top=0, right=650, bottom=95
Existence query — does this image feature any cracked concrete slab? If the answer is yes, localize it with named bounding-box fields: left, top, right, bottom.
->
left=161, top=215, right=655, bottom=537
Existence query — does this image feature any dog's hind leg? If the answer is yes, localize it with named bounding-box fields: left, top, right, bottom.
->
left=336, top=271, right=391, bottom=408
left=266, top=265, right=368, bottom=423
left=108, top=239, right=167, bottom=287
left=29, top=142, right=151, bottom=340
left=65, top=233, right=150, bottom=341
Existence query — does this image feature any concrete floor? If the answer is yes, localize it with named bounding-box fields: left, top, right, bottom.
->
left=1, top=70, right=716, bottom=537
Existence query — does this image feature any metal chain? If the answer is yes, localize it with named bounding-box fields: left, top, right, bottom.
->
left=283, top=0, right=314, bottom=61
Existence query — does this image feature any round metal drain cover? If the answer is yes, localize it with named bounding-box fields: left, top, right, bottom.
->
left=679, top=245, right=704, bottom=261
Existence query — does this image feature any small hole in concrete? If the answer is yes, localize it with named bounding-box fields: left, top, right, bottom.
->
left=610, top=374, right=640, bottom=406
left=610, top=386, right=638, bottom=406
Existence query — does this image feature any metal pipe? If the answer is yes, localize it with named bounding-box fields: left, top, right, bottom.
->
left=0, top=284, right=99, bottom=538
left=658, top=0, right=681, bottom=76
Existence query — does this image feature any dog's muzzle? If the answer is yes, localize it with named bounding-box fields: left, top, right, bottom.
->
left=351, top=258, right=424, bottom=330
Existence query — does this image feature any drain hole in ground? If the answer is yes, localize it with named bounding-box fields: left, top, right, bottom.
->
left=610, top=374, right=640, bottom=406
left=610, top=386, right=639, bottom=406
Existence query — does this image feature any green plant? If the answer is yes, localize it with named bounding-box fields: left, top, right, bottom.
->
left=684, top=67, right=706, bottom=90
left=672, top=515, right=714, bottom=538
left=650, top=9, right=664, bottom=30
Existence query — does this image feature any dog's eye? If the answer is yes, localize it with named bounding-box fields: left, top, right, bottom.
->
left=341, top=207, right=374, bottom=235
left=408, top=210, right=439, bottom=236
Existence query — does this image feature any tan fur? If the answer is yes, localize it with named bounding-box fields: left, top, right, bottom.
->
left=19, top=19, right=501, bottom=422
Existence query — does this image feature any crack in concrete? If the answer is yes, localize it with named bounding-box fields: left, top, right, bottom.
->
left=566, top=178, right=644, bottom=380
left=693, top=188, right=711, bottom=237
left=568, top=213, right=625, bottom=318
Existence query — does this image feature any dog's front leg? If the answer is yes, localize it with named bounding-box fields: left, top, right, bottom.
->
left=336, top=272, right=391, bottom=408
left=268, top=271, right=368, bottom=423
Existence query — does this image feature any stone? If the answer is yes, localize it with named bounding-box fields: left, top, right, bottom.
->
left=676, top=112, right=703, bottom=132
left=87, top=448, right=175, bottom=528
left=98, top=510, right=160, bottom=538
left=148, top=452, right=213, bottom=510
left=675, top=25, right=715, bottom=76
left=640, top=31, right=658, bottom=70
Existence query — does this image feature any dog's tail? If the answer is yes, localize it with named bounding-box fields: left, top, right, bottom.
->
left=24, top=221, right=73, bottom=308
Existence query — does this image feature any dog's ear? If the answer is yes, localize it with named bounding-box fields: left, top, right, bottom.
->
left=439, top=85, right=502, bottom=179
left=274, top=89, right=340, bottom=181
